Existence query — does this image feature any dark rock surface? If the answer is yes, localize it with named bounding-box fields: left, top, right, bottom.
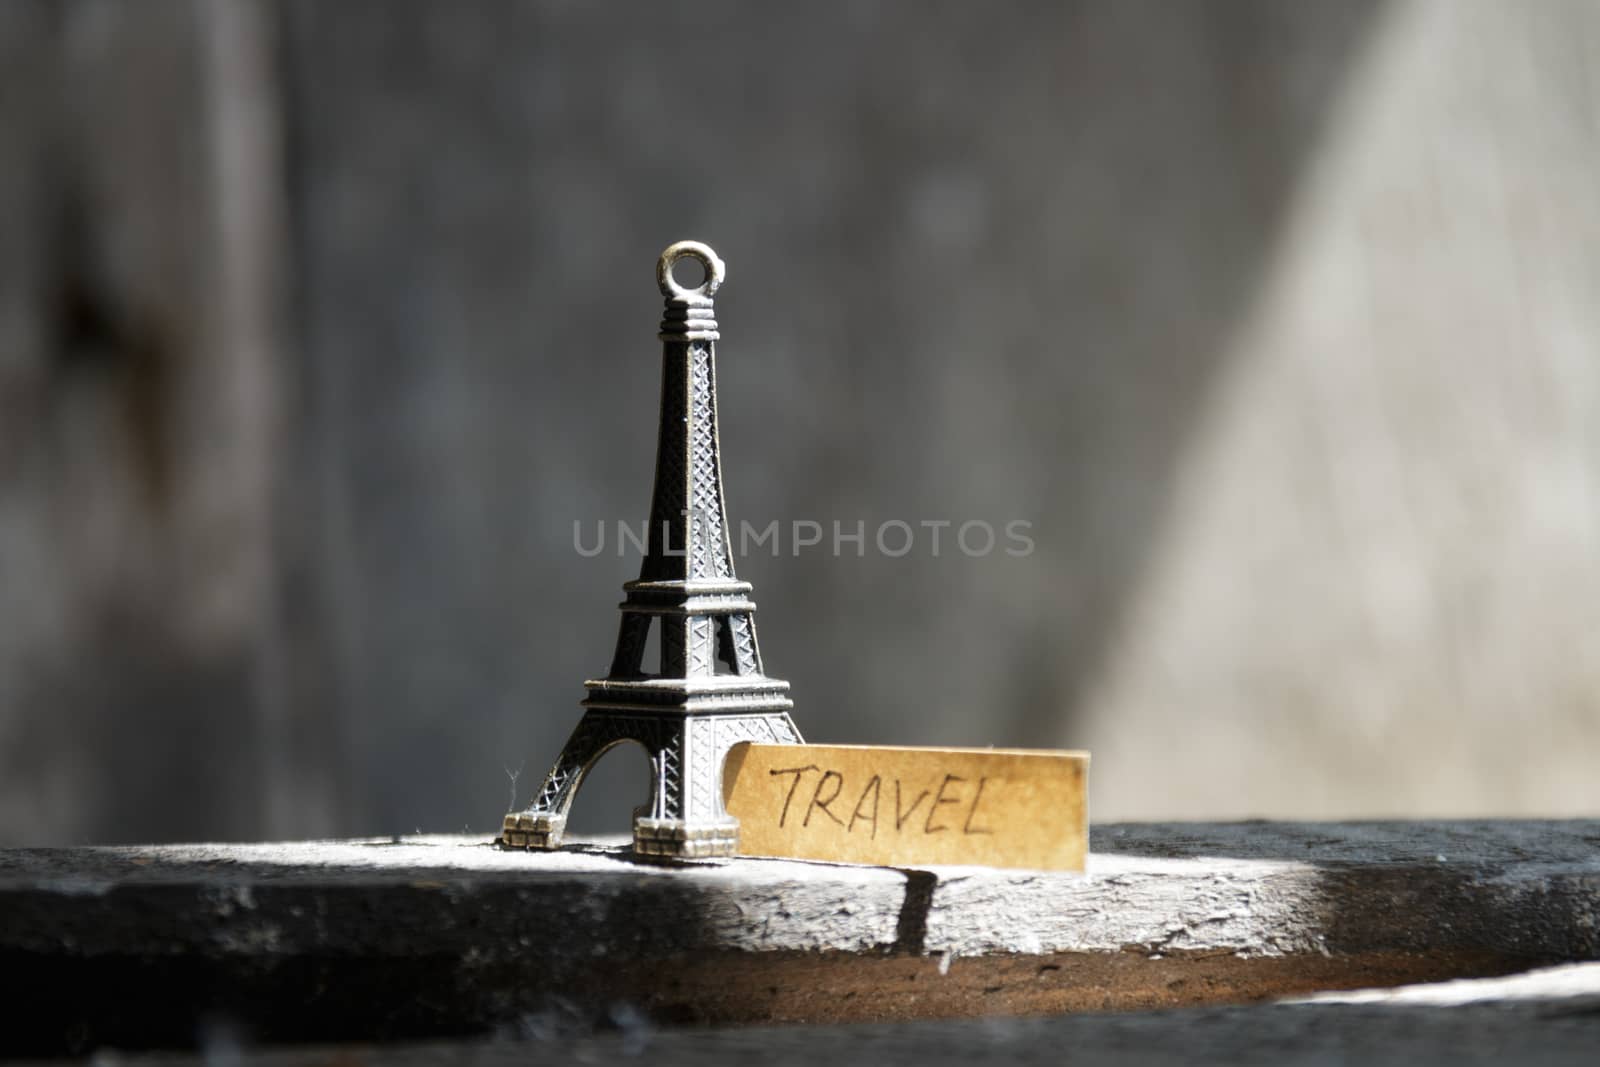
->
left=3, top=820, right=1597, bottom=1054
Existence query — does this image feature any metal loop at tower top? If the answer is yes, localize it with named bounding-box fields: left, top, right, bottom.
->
left=657, top=241, right=725, bottom=341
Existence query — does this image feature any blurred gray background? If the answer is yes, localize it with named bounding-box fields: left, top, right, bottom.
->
left=2, top=0, right=1598, bottom=845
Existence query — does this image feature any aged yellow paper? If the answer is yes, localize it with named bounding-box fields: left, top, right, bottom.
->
left=723, top=743, right=1089, bottom=871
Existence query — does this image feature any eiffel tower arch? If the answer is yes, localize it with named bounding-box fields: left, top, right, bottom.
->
left=502, top=241, right=803, bottom=859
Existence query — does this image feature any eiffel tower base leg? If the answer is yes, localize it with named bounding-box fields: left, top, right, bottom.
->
left=501, top=811, right=566, bottom=851
left=633, top=815, right=740, bottom=858
left=499, top=811, right=740, bottom=857
left=499, top=707, right=802, bottom=859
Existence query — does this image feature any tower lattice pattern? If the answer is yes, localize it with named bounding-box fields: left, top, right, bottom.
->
left=501, top=242, right=803, bottom=859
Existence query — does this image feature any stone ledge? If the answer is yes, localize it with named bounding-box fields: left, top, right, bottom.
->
left=2, top=820, right=1597, bottom=1054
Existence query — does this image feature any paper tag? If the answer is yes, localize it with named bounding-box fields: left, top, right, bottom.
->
left=723, top=743, right=1088, bottom=871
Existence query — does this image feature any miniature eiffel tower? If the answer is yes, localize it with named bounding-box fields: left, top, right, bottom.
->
left=501, top=241, right=803, bottom=858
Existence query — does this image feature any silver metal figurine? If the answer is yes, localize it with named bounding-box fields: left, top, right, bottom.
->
left=501, top=241, right=803, bottom=859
